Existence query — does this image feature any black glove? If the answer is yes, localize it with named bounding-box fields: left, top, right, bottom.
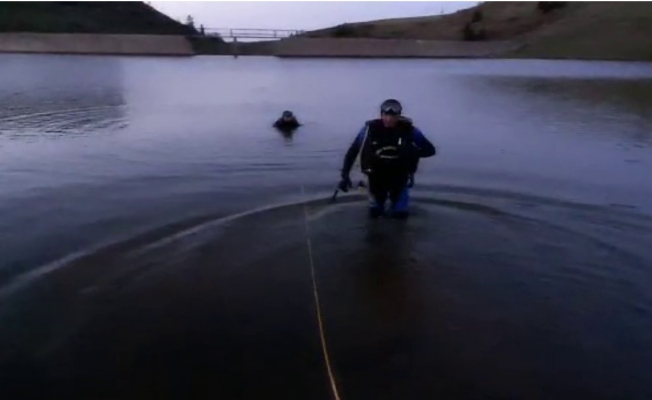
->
left=338, top=175, right=353, bottom=192
left=407, top=174, right=415, bottom=188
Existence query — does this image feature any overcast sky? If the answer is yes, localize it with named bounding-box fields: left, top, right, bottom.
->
left=150, top=1, right=476, bottom=31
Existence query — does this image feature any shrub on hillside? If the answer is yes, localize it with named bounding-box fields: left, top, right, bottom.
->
left=332, top=23, right=357, bottom=38
left=537, top=2, right=567, bottom=14
left=463, top=9, right=486, bottom=41
left=463, top=22, right=486, bottom=41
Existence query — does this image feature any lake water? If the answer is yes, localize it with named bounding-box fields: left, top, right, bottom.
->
left=1, top=54, right=652, bottom=399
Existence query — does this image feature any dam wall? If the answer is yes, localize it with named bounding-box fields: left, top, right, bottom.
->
left=0, top=34, right=521, bottom=59
left=0, top=33, right=194, bottom=56
left=273, top=38, right=522, bottom=58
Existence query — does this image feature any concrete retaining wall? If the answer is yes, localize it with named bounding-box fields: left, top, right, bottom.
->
left=274, top=38, right=522, bottom=58
left=0, top=33, right=194, bottom=56
left=0, top=34, right=522, bottom=59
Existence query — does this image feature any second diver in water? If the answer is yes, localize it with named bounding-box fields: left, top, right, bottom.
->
left=338, top=99, right=436, bottom=219
left=273, top=110, right=301, bottom=132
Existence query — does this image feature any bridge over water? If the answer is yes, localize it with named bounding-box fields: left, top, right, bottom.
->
left=198, top=28, right=306, bottom=41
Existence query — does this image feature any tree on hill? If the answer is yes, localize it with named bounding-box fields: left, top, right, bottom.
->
left=185, top=15, right=195, bottom=30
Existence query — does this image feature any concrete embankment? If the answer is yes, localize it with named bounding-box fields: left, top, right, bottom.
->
left=188, top=37, right=522, bottom=58
left=273, top=38, right=522, bottom=58
left=0, top=34, right=520, bottom=59
left=0, top=33, right=194, bottom=56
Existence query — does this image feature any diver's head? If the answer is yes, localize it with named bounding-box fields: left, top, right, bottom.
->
left=380, top=99, right=402, bottom=128
left=282, top=110, right=294, bottom=121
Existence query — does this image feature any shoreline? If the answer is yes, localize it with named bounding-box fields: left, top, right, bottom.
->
left=272, top=37, right=521, bottom=59
left=0, top=33, right=519, bottom=59
left=0, top=33, right=650, bottom=62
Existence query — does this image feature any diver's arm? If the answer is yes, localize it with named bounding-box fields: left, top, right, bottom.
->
left=341, top=126, right=366, bottom=177
left=411, top=127, right=436, bottom=158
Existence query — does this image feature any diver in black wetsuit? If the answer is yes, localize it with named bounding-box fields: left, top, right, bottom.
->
left=338, top=99, right=436, bottom=219
left=273, top=110, right=301, bottom=131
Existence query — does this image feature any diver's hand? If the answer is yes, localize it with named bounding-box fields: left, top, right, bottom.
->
left=338, top=175, right=353, bottom=192
left=407, top=174, right=415, bottom=188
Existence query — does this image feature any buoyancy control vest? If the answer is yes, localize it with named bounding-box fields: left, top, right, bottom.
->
left=359, top=118, right=419, bottom=175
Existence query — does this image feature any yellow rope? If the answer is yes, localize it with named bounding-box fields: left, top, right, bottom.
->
left=301, top=186, right=342, bottom=400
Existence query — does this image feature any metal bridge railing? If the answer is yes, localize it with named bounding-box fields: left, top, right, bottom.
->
left=200, top=28, right=305, bottom=39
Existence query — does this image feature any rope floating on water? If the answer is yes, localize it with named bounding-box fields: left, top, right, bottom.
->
left=301, top=186, right=342, bottom=400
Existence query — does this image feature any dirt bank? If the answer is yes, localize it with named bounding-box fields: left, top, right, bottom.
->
left=0, top=33, right=193, bottom=56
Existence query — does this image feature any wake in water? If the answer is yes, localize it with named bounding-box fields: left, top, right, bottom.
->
left=1, top=186, right=652, bottom=400
left=0, top=105, right=127, bottom=138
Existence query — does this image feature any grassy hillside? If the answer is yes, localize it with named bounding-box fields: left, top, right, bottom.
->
left=304, top=2, right=554, bottom=41
left=513, top=2, right=652, bottom=60
left=304, top=2, right=652, bottom=61
left=0, top=2, right=197, bottom=35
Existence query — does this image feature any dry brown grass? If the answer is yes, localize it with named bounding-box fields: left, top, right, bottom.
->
left=304, top=2, right=652, bottom=61
left=304, top=2, right=560, bottom=41
left=514, top=2, right=652, bottom=60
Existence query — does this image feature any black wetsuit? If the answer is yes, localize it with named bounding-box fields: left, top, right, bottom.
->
left=273, top=117, right=300, bottom=130
left=341, top=118, right=435, bottom=213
